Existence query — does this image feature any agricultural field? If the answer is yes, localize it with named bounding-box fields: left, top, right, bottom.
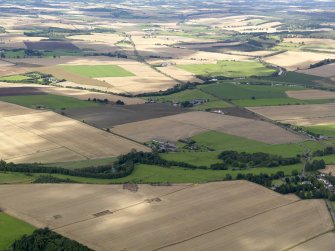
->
left=112, top=111, right=305, bottom=144
left=1, top=0, right=335, bottom=250
left=0, top=213, right=35, bottom=250
left=65, top=103, right=186, bottom=128
left=161, top=131, right=326, bottom=166
left=61, top=65, right=135, bottom=78
left=298, top=64, right=335, bottom=78
left=264, top=51, right=335, bottom=71
left=248, top=103, right=335, bottom=126
left=0, top=182, right=332, bottom=251
left=176, top=60, right=276, bottom=78
left=0, top=94, right=99, bottom=110
left=24, top=41, right=80, bottom=51
left=0, top=101, right=148, bottom=164
left=286, top=90, right=335, bottom=100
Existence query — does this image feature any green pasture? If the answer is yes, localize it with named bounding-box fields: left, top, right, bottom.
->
left=61, top=65, right=135, bottom=78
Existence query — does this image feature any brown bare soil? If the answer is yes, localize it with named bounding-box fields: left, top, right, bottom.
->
left=0, top=87, right=45, bottom=96
left=248, top=103, right=335, bottom=126
left=286, top=90, right=335, bottom=100
left=65, top=103, right=187, bottom=128
left=24, top=41, right=80, bottom=51
left=0, top=181, right=332, bottom=251
left=112, top=111, right=305, bottom=144
left=298, top=64, right=335, bottom=77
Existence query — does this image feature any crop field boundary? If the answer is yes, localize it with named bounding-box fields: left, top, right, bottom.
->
left=284, top=229, right=334, bottom=251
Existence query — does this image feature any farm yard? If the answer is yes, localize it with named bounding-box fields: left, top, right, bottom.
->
left=0, top=182, right=333, bottom=251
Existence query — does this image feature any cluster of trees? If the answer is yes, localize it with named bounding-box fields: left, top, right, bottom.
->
left=313, top=146, right=335, bottom=157
left=0, top=158, right=134, bottom=180
left=233, top=171, right=286, bottom=187
left=5, top=228, right=93, bottom=251
left=275, top=176, right=335, bottom=201
left=86, top=98, right=124, bottom=105
left=33, top=175, right=77, bottom=184
left=310, top=59, right=335, bottom=69
left=217, top=151, right=300, bottom=168
left=305, top=159, right=326, bottom=172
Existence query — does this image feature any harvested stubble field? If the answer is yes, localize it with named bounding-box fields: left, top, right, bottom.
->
left=156, top=66, right=204, bottom=83
left=286, top=90, right=335, bottom=100
left=264, top=51, right=335, bottom=71
left=65, top=103, right=186, bottom=128
left=0, top=101, right=148, bottom=163
left=298, top=64, right=335, bottom=78
left=24, top=41, right=80, bottom=51
left=248, top=103, right=335, bottom=126
left=290, top=232, right=335, bottom=251
left=111, top=111, right=305, bottom=144
left=0, top=181, right=333, bottom=251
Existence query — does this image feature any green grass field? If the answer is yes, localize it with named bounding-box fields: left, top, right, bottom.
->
left=42, top=157, right=117, bottom=170
left=176, top=60, right=276, bottom=78
left=305, top=124, right=335, bottom=137
left=0, top=213, right=35, bottom=249
left=232, top=97, right=334, bottom=107
left=161, top=131, right=327, bottom=166
left=0, top=75, right=31, bottom=81
left=61, top=65, right=135, bottom=78
left=0, top=94, right=99, bottom=110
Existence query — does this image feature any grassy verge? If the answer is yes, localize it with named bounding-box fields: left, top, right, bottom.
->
left=0, top=94, right=99, bottom=110
left=0, top=213, right=35, bottom=250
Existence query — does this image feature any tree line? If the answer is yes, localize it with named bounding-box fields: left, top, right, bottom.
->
left=4, top=228, right=92, bottom=251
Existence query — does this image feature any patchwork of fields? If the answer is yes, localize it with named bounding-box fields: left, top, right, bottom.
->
left=0, top=182, right=332, bottom=251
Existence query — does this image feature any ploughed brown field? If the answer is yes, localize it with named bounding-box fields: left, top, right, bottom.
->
left=286, top=90, right=335, bottom=100
left=0, top=87, right=45, bottom=96
left=24, top=41, right=80, bottom=51
left=64, top=103, right=187, bottom=128
left=0, top=181, right=333, bottom=251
